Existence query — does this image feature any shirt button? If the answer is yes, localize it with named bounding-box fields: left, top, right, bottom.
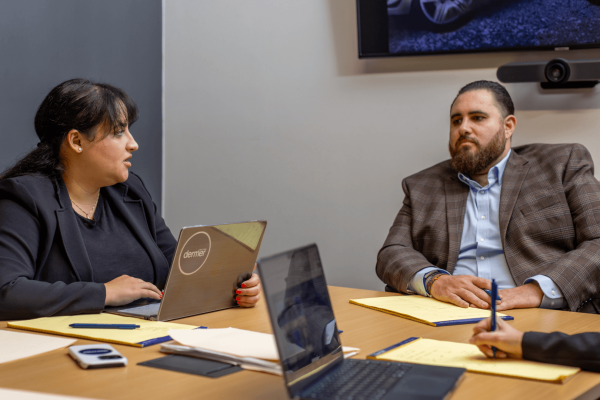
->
left=480, top=256, right=485, bottom=260
left=481, top=216, right=486, bottom=220
left=552, top=290, right=555, bottom=296
left=480, top=238, right=484, bottom=242
left=480, top=190, right=485, bottom=194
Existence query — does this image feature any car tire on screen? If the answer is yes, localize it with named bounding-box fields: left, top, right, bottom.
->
left=412, top=0, right=473, bottom=31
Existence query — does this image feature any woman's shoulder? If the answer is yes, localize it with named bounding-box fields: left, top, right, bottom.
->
left=0, top=174, right=59, bottom=215
left=0, top=174, right=56, bottom=199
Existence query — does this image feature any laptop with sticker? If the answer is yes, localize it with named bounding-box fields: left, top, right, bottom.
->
left=105, top=220, right=267, bottom=321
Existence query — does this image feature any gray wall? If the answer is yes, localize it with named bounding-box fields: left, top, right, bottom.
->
left=164, top=1, right=600, bottom=291
left=0, top=0, right=163, bottom=210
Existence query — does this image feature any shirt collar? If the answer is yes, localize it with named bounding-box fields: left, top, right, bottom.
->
left=458, top=149, right=512, bottom=190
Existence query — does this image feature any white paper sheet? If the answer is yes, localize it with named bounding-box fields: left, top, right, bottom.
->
left=169, top=327, right=280, bottom=359
left=168, top=327, right=360, bottom=361
left=0, top=330, right=76, bottom=364
left=0, top=389, right=94, bottom=400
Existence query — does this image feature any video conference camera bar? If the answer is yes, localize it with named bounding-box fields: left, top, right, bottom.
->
left=497, top=59, right=600, bottom=89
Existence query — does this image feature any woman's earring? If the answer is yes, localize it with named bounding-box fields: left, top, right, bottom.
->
left=78, top=147, right=82, bottom=152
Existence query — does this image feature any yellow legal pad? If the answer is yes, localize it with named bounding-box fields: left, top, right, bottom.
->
left=349, top=296, right=514, bottom=326
left=213, top=221, right=266, bottom=251
left=7, top=314, right=198, bottom=347
left=368, top=337, right=580, bottom=383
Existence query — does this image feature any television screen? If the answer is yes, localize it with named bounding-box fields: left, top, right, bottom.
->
left=357, top=0, right=600, bottom=58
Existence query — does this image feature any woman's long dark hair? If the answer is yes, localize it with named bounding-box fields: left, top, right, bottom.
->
left=0, top=78, right=139, bottom=180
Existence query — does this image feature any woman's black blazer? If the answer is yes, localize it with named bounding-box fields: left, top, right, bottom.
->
left=524, top=331, right=600, bottom=372
left=0, top=172, right=176, bottom=320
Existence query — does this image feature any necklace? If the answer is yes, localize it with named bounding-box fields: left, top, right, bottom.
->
left=70, top=193, right=100, bottom=220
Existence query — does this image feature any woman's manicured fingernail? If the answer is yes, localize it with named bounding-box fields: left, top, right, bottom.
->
left=241, top=283, right=246, bottom=287
left=236, top=289, right=241, bottom=294
left=236, top=297, right=240, bottom=301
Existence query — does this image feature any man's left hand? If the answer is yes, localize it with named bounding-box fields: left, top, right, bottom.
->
left=236, top=272, right=261, bottom=307
left=496, top=283, right=543, bottom=311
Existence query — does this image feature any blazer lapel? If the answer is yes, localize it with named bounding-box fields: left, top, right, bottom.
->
left=104, top=183, right=169, bottom=286
left=55, top=180, right=94, bottom=282
left=445, top=178, right=469, bottom=273
left=499, top=151, right=530, bottom=248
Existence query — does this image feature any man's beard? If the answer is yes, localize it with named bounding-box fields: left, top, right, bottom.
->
left=449, top=128, right=507, bottom=177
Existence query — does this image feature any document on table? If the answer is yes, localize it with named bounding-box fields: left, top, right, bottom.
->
left=213, top=221, right=266, bottom=251
left=170, top=327, right=280, bottom=359
left=350, top=296, right=514, bottom=326
left=368, top=337, right=579, bottom=383
left=0, top=330, right=75, bottom=364
left=8, top=314, right=198, bottom=347
left=0, top=388, right=94, bottom=400
left=167, top=327, right=360, bottom=375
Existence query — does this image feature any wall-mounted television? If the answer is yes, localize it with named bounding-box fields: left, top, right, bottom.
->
left=357, top=0, right=600, bottom=58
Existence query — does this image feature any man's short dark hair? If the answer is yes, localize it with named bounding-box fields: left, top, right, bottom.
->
left=451, top=80, right=515, bottom=120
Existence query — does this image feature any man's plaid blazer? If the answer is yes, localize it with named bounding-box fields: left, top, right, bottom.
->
left=377, top=143, right=600, bottom=312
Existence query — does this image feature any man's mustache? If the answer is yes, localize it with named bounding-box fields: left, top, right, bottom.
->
left=455, top=136, right=479, bottom=148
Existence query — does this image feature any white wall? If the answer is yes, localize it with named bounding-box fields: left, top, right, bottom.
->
left=164, top=0, right=600, bottom=291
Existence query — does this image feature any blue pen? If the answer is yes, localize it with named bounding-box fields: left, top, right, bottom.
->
left=483, top=289, right=501, bottom=301
left=69, top=323, right=140, bottom=329
left=490, top=279, right=498, bottom=359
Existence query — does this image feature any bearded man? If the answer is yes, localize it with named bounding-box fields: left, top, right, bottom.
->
left=377, top=80, right=600, bottom=313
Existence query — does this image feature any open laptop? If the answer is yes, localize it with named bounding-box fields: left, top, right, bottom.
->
left=257, top=243, right=465, bottom=400
left=105, top=220, right=267, bottom=321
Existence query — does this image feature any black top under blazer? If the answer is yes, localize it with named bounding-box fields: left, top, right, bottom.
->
left=0, top=172, right=177, bottom=320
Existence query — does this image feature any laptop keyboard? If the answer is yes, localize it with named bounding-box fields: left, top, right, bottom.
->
left=118, top=303, right=160, bottom=317
left=301, top=359, right=411, bottom=400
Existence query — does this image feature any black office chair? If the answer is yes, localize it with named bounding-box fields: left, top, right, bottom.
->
left=384, top=284, right=399, bottom=293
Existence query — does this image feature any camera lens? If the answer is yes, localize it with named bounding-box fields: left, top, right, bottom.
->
left=547, top=64, right=565, bottom=82
left=545, top=59, right=570, bottom=84
left=548, top=66, right=564, bottom=81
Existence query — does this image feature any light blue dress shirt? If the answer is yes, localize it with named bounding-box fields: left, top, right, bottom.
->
left=408, top=150, right=565, bottom=309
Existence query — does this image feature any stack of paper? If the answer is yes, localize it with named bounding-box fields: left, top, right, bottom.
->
left=368, top=337, right=580, bottom=383
left=163, top=327, right=360, bottom=375
left=350, top=296, right=514, bottom=326
left=8, top=314, right=199, bottom=347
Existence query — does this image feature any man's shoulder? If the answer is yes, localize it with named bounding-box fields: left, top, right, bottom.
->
left=404, top=159, right=455, bottom=185
left=512, top=143, right=591, bottom=163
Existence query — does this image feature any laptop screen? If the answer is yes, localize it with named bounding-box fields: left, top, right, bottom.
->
left=258, top=244, right=343, bottom=393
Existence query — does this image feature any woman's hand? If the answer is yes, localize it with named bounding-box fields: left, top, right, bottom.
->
left=235, top=272, right=261, bottom=308
left=469, top=317, right=524, bottom=359
left=104, top=275, right=162, bottom=306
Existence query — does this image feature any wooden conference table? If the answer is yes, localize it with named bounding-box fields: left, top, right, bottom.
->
left=1, top=286, right=600, bottom=400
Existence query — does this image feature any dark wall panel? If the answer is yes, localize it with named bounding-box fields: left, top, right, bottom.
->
left=0, top=0, right=163, bottom=210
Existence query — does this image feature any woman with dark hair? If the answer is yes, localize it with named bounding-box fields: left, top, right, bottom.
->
left=0, top=78, right=261, bottom=320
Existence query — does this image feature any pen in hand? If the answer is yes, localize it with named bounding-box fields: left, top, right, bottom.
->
left=490, top=279, right=498, bottom=359
left=483, top=289, right=501, bottom=302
